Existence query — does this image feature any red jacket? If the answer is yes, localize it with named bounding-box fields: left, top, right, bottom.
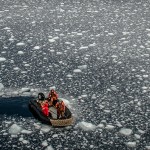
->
left=41, top=103, right=49, bottom=116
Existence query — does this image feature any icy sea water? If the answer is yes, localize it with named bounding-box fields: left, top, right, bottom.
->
left=0, top=0, right=150, bottom=149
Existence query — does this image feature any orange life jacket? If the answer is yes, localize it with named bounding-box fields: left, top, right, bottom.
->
left=48, top=90, right=58, bottom=100
left=55, top=101, right=65, bottom=112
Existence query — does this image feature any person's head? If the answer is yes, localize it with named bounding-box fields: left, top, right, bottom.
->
left=51, top=89, right=55, bottom=93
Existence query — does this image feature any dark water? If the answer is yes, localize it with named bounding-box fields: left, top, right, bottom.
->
left=0, top=96, right=33, bottom=117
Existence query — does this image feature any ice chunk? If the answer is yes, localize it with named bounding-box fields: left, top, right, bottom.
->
left=9, top=124, right=22, bottom=135
left=111, top=55, right=117, bottom=58
left=19, top=137, right=24, bottom=142
left=108, top=33, right=114, bottom=36
left=16, top=42, right=25, bottom=46
left=77, top=121, right=96, bottom=131
left=105, top=124, right=115, bottom=130
left=42, top=140, right=48, bottom=147
left=0, top=57, right=6, bottom=62
left=33, top=123, right=41, bottom=129
left=21, top=130, right=32, bottom=134
left=52, top=134, right=58, bottom=138
left=104, top=109, right=111, bottom=113
left=17, top=51, right=24, bottom=55
left=119, top=128, right=132, bottom=136
left=143, top=75, right=148, bottom=78
left=81, top=94, right=88, bottom=98
left=146, top=29, right=150, bottom=31
left=78, top=65, right=87, bottom=70
left=0, top=83, right=4, bottom=91
left=56, top=52, right=62, bottom=55
left=91, top=94, right=96, bottom=99
left=49, top=39, right=55, bottom=43
left=13, top=67, right=20, bottom=71
left=89, top=43, right=96, bottom=47
left=20, top=88, right=30, bottom=93
left=138, top=129, right=145, bottom=134
left=79, top=46, right=88, bottom=50
left=146, top=146, right=150, bottom=150
left=111, top=85, right=118, bottom=91
left=41, top=125, right=51, bottom=133
left=97, top=123, right=105, bottom=128
left=77, top=33, right=82, bottom=36
left=66, top=74, right=73, bottom=78
left=73, top=69, right=82, bottom=73
left=45, top=145, right=54, bottom=150
left=126, top=142, right=136, bottom=148
left=33, top=46, right=40, bottom=50
left=22, top=140, right=29, bottom=144
left=134, top=134, right=141, bottom=139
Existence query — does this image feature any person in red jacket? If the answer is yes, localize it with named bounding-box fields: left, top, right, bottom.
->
left=41, top=102, right=49, bottom=117
left=55, top=100, right=66, bottom=119
left=47, top=89, right=58, bottom=106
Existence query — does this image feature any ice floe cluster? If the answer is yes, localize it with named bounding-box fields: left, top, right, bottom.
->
left=0, top=0, right=150, bottom=149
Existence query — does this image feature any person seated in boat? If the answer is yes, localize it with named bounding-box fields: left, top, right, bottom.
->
left=55, top=100, right=66, bottom=119
left=41, top=101, right=49, bottom=117
left=47, top=89, right=58, bottom=106
left=37, top=92, right=45, bottom=104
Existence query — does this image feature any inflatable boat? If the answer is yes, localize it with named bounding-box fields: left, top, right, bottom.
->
left=28, top=99, right=74, bottom=127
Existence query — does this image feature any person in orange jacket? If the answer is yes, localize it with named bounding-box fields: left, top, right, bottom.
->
left=47, top=89, right=58, bottom=106
left=55, top=100, right=66, bottom=119
left=41, top=101, right=49, bottom=117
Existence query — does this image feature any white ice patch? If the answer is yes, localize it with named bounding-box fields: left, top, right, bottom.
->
left=78, top=65, right=87, bottom=70
left=108, top=33, right=114, bottom=36
left=9, top=124, right=22, bottom=135
left=0, top=57, right=6, bottom=62
left=16, top=42, right=25, bottom=46
left=79, top=46, right=88, bottom=50
left=13, top=67, right=20, bottom=71
left=119, top=128, right=132, bottom=136
left=134, top=134, right=141, bottom=139
left=41, top=125, right=51, bottom=133
left=89, top=43, right=96, bottom=47
left=66, top=74, right=73, bottom=78
left=146, top=29, right=150, bottom=32
left=77, top=121, right=96, bottom=131
left=20, top=88, right=30, bottom=93
left=45, top=145, right=54, bottom=150
left=73, top=69, right=82, bottom=73
left=110, top=85, right=118, bottom=91
left=105, top=124, right=115, bottom=130
left=146, top=146, right=150, bottom=150
left=17, top=51, right=24, bottom=55
left=0, top=83, right=4, bottom=91
left=49, top=39, right=55, bottom=43
left=81, top=94, right=88, bottom=98
left=42, top=140, right=48, bottom=147
left=21, top=130, right=32, bottom=134
left=22, top=140, right=29, bottom=144
left=33, top=46, right=40, bottom=50
left=56, top=52, right=62, bottom=55
left=126, top=142, right=136, bottom=148
left=97, top=123, right=105, bottom=128
left=77, top=33, right=82, bottom=36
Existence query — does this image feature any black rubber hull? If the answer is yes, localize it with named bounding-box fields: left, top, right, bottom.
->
left=28, top=100, right=72, bottom=126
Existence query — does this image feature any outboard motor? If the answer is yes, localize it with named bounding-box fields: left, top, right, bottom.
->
left=38, top=93, right=45, bottom=101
